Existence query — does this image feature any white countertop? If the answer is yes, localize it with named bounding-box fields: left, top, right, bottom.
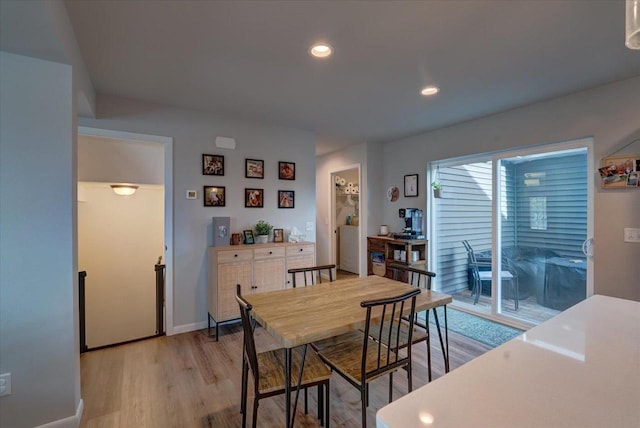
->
left=376, top=295, right=640, bottom=428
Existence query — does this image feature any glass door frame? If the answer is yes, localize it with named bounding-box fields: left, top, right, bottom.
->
left=428, top=137, right=594, bottom=329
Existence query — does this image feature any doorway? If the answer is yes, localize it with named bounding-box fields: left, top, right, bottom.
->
left=429, top=138, right=593, bottom=328
left=77, top=127, right=174, bottom=348
left=331, top=166, right=361, bottom=278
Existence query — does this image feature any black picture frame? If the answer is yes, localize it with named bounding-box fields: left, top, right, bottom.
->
left=202, top=154, right=224, bottom=176
left=278, top=190, right=295, bottom=208
left=245, top=188, right=264, bottom=208
left=279, top=161, right=295, bottom=180
left=404, top=174, right=418, bottom=197
left=243, top=230, right=255, bottom=244
left=273, top=228, right=284, bottom=243
left=245, top=159, right=264, bottom=179
left=203, top=186, right=225, bottom=207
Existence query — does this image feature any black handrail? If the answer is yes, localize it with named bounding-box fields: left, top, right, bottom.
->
left=155, top=264, right=166, bottom=335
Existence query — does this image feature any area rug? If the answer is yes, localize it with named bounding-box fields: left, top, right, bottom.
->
left=429, top=307, right=522, bottom=348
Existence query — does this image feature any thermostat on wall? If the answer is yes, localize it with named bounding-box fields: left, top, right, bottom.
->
left=186, top=190, right=197, bottom=199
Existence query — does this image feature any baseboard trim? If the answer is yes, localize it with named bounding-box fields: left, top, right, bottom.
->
left=34, top=399, right=83, bottom=428
left=171, top=320, right=208, bottom=335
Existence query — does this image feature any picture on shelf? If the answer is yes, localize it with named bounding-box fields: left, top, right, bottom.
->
left=203, top=186, right=225, bottom=207
left=273, top=228, right=284, bottom=242
left=202, top=154, right=224, bottom=176
left=243, top=230, right=255, bottom=244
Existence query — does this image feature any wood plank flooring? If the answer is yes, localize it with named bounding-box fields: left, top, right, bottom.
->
left=80, top=321, right=492, bottom=427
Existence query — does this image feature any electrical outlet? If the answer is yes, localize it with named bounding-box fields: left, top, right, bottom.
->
left=0, top=373, right=11, bottom=397
left=624, top=228, right=640, bottom=243
left=306, top=221, right=314, bottom=232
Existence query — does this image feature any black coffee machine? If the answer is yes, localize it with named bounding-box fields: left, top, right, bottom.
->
left=394, top=208, right=425, bottom=239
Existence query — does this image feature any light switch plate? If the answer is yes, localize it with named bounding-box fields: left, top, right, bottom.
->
left=306, top=221, right=314, bottom=231
left=624, top=228, right=640, bottom=243
left=0, top=373, right=11, bottom=397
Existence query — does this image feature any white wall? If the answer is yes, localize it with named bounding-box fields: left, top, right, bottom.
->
left=78, top=183, right=164, bottom=348
left=79, top=94, right=317, bottom=330
left=0, top=52, right=80, bottom=427
left=381, top=76, right=640, bottom=301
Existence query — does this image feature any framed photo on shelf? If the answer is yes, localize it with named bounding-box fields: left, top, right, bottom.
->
left=202, top=154, right=224, bottom=176
left=245, top=188, right=264, bottom=208
left=278, top=190, right=294, bottom=208
left=203, top=186, right=225, bottom=207
left=245, top=159, right=264, bottom=179
left=273, top=228, right=284, bottom=243
left=243, top=230, right=255, bottom=245
left=279, top=161, right=295, bottom=180
left=404, top=174, right=418, bottom=197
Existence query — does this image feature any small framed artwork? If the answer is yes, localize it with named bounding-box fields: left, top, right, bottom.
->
left=273, top=228, right=284, bottom=243
left=627, top=171, right=639, bottom=187
left=278, top=190, right=295, bottom=208
left=186, top=189, right=197, bottom=199
left=245, top=159, right=264, bottom=179
left=203, top=186, right=225, bottom=207
left=245, top=188, right=264, bottom=208
left=203, top=154, right=224, bottom=176
left=279, top=161, right=295, bottom=180
left=404, top=174, right=418, bottom=197
left=243, top=230, right=255, bottom=245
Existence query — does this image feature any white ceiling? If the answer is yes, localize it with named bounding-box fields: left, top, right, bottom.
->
left=63, top=1, right=640, bottom=155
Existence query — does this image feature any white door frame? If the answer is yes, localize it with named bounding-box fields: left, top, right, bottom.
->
left=78, top=126, right=175, bottom=334
left=329, top=164, right=363, bottom=277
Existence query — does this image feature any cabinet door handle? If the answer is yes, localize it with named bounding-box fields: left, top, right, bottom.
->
left=299, top=248, right=303, bottom=252
left=269, top=251, right=273, bottom=255
left=234, top=254, right=238, bottom=258
left=251, top=285, right=258, bottom=289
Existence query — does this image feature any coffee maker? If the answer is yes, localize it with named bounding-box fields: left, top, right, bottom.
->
left=394, top=208, right=425, bottom=239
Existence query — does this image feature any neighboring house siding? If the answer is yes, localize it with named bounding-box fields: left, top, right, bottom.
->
left=514, top=153, right=587, bottom=259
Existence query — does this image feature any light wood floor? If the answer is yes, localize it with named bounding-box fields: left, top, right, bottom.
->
left=80, top=322, right=492, bottom=428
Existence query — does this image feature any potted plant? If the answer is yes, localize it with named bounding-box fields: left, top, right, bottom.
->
left=431, top=181, right=443, bottom=198
left=254, top=220, right=273, bottom=243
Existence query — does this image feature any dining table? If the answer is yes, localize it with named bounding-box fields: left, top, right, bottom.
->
left=376, top=294, right=640, bottom=427
left=243, top=274, right=453, bottom=428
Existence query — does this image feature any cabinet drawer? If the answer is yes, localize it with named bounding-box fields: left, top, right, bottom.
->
left=286, top=244, right=315, bottom=257
left=254, top=246, right=285, bottom=259
left=218, top=249, right=253, bottom=263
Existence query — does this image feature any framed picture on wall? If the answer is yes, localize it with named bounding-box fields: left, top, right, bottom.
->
left=202, top=154, right=224, bottom=176
left=203, top=186, right=225, bottom=207
left=279, top=161, right=295, bottom=180
left=245, top=188, right=264, bottom=208
left=278, top=190, right=294, bottom=208
left=404, top=174, right=418, bottom=197
left=245, top=159, right=264, bottom=179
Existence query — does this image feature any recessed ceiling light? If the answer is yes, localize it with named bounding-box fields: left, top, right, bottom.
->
left=421, top=86, right=440, bottom=96
left=310, top=43, right=332, bottom=58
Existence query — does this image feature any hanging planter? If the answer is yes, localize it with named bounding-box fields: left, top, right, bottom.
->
left=431, top=181, right=443, bottom=198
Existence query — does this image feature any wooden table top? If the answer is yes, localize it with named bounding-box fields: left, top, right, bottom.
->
left=244, top=275, right=452, bottom=348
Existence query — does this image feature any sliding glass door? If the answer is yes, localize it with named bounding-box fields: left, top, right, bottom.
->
left=430, top=139, right=593, bottom=326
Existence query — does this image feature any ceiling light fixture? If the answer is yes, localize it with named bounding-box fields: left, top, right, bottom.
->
left=110, top=184, right=139, bottom=196
left=421, top=86, right=440, bottom=96
left=309, top=43, right=332, bottom=58
left=627, top=0, right=640, bottom=49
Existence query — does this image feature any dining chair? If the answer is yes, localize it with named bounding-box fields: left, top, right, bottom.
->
left=383, top=264, right=444, bottom=380
left=313, top=288, right=421, bottom=428
left=236, top=284, right=331, bottom=428
left=462, top=240, right=519, bottom=310
left=288, top=264, right=336, bottom=288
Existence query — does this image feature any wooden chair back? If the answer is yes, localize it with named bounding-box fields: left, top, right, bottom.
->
left=360, top=288, right=421, bottom=379
left=235, top=284, right=260, bottom=392
left=287, top=264, right=336, bottom=287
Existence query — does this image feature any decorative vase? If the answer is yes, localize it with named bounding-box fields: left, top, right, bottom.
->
left=256, top=234, right=269, bottom=244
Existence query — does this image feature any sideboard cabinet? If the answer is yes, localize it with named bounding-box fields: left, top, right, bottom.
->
left=208, top=241, right=315, bottom=339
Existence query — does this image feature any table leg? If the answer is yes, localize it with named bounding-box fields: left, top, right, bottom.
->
left=291, top=344, right=308, bottom=427
left=433, top=305, right=450, bottom=373
left=284, top=348, right=291, bottom=427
